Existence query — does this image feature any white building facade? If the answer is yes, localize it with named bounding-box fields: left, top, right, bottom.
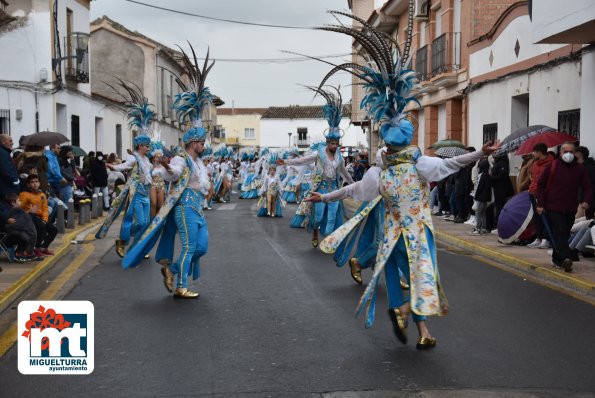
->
left=260, top=106, right=365, bottom=154
left=466, top=2, right=593, bottom=152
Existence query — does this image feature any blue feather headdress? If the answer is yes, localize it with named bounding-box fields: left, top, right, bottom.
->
left=107, top=78, right=155, bottom=148
left=172, top=42, right=216, bottom=144
left=306, top=85, right=344, bottom=142
left=313, top=6, right=420, bottom=148
left=149, top=140, right=165, bottom=158
left=200, top=144, right=213, bottom=159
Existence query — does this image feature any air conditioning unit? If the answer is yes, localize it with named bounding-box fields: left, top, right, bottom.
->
left=414, top=0, right=429, bottom=19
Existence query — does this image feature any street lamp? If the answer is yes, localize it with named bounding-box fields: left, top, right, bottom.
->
left=288, top=132, right=292, bottom=147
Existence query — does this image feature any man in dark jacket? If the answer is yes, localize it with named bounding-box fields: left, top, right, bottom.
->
left=490, top=154, right=515, bottom=228
left=536, top=142, right=592, bottom=273
left=0, top=134, right=20, bottom=200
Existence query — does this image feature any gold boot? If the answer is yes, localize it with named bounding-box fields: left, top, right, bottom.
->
left=416, top=336, right=437, bottom=349
left=388, top=308, right=408, bottom=344
left=115, top=239, right=126, bottom=258
left=400, top=280, right=410, bottom=290
left=173, top=288, right=199, bottom=299
left=349, top=258, right=363, bottom=285
left=161, top=267, right=174, bottom=293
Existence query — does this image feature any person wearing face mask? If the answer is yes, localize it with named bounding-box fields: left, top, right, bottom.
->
left=90, top=151, right=109, bottom=210
left=535, top=142, right=592, bottom=273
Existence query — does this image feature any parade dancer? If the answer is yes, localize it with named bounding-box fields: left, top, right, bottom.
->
left=149, top=140, right=167, bottom=219
left=123, top=44, right=215, bottom=299
left=277, top=87, right=354, bottom=248
left=96, top=81, right=154, bottom=258
left=257, top=163, right=284, bottom=217
left=306, top=10, right=501, bottom=348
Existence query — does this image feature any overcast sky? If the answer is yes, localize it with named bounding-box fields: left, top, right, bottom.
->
left=90, top=0, right=354, bottom=108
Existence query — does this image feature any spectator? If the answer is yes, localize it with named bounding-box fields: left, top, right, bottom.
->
left=527, top=143, right=554, bottom=249
left=353, top=155, right=368, bottom=181
left=490, top=154, right=515, bottom=230
left=0, top=134, right=20, bottom=200
left=0, top=193, right=39, bottom=262
left=471, top=159, right=492, bottom=235
left=59, top=146, right=76, bottom=204
left=107, top=153, right=117, bottom=165
left=45, top=143, right=65, bottom=198
left=453, top=162, right=473, bottom=223
left=516, top=153, right=534, bottom=193
left=83, top=151, right=95, bottom=178
left=15, top=144, right=49, bottom=193
left=19, top=174, right=57, bottom=257
left=575, top=146, right=595, bottom=219
left=535, top=142, right=592, bottom=273
left=90, top=151, right=109, bottom=210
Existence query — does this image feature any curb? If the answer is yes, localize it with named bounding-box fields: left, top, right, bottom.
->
left=0, top=218, right=105, bottom=314
left=435, top=230, right=595, bottom=300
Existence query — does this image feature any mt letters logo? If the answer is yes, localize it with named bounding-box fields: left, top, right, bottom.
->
left=18, top=301, right=94, bottom=374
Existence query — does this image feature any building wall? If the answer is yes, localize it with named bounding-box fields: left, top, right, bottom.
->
left=260, top=118, right=362, bottom=149
left=471, top=0, right=517, bottom=40
left=90, top=29, right=145, bottom=100
left=467, top=61, right=581, bottom=149
left=469, top=15, right=565, bottom=79
left=218, top=113, right=262, bottom=148
left=531, top=0, right=595, bottom=43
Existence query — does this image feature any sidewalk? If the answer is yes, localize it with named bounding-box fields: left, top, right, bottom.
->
left=433, top=215, right=595, bottom=301
left=0, top=218, right=106, bottom=314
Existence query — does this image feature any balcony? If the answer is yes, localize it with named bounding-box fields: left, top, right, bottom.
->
left=430, top=32, right=461, bottom=87
left=415, top=45, right=429, bottom=82
left=64, top=33, right=89, bottom=84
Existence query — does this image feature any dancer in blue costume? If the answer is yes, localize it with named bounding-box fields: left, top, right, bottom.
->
left=305, top=9, right=501, bottom=348
left=123, top=44, right=215, bottom=299
left=96, top=80, right=154, bottom=258
left=277, top=86, right=354, bottom=248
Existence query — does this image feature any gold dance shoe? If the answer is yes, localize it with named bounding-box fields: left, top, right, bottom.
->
left=173, top=288, right=199, bottom=299
left=388, top=308, right=408, bottom=344
left=161, top=267, right=174, bottom=293
left=416, top=336, right=437, bottom=349
left=115, top=239, right=126, bottom=258
left=311, top=238, right=319, bottom=248
left=400, top=280, right=410, bottom=290
left=349, top=258, right=363, bottom=285
left=144, top=254, right=150, bottom=259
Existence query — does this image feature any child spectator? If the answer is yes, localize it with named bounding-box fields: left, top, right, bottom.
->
left=1, top=193, right=39, bottom=262
left=19, top=174, right=57, bottom=257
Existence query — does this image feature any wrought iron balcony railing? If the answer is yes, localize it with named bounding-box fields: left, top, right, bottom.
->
left=431, top=32, right=461, bottom=77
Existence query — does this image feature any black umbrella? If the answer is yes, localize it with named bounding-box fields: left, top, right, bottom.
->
left=20, top=132, right=69, bottom=147
left=492, top=125, right=557, bottom=156
left=435, top=146, right=467, bottom=158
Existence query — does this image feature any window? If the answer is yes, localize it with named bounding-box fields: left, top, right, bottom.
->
left=0, top=109, right=10, bottom=135
left=116, top=124, right=122, bottom=159
left=298, top=128, right=307, bottom=141
left=483, top=123, right=497, bottom=144
left=558, top=109, right=580, bottom=140
left=244, top=128, right=255, bottom=139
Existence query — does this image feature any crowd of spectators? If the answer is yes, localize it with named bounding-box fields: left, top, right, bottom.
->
left=431, top=140, right=593, bottom=273
left=0, top=134, right=125, bottom=266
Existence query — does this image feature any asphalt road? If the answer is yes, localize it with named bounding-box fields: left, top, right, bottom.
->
left=1, top=198, right=595, bottom=397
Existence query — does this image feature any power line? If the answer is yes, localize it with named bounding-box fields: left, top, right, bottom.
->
left=125, top=0, right=311, bottom=29
left=194, top=53, right=354, bottom=64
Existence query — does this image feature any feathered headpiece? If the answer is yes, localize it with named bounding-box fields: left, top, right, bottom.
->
left=172, top=42, right=215, bottom=144
left=108, top=78, right=155, bottom=148
left=313, top=6, right=420, bottom=148
left=200, top=144, right=213, bottom=159
left=149, top=140, right=165, bottom=158
left=306, top=85, right=344, bottom=142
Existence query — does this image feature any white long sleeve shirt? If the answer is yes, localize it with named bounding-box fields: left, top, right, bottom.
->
left=284, top=150, right=354, bottom=184
left=322, top=149, right=484, bottom=203
left=153, top=154, right=210, bottom=196
left=113, top=153, right=152, bottom=185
